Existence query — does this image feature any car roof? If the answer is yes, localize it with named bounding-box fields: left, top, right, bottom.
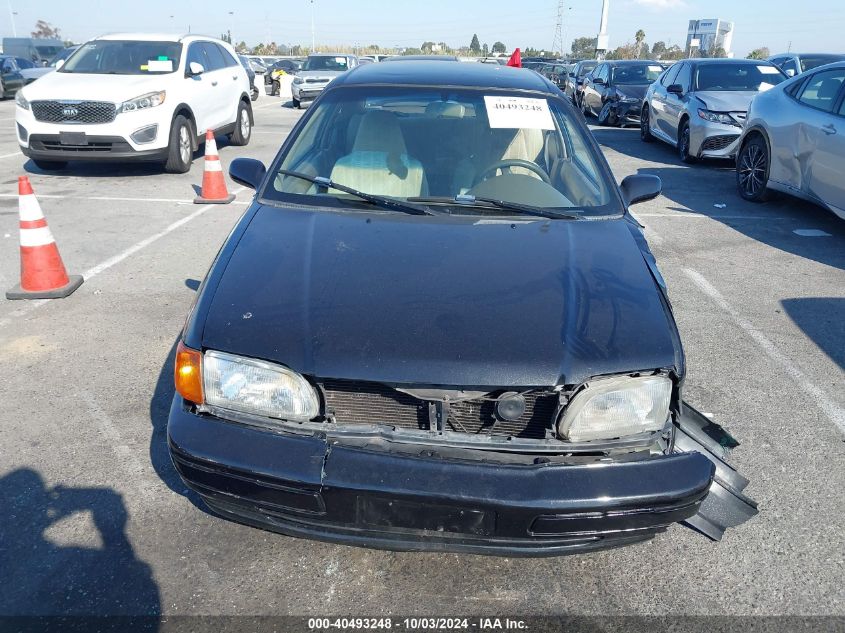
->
left=383, top=55, right=460, bottom=62
left=603, top=59, right=663, bottom=66
left=687, top=58, right=776, bottom=65
left=309, top=52, right=355, bottom=57
left=93, top=33, right=226, bottom=44
left=331, top=60, right=555, bottom=92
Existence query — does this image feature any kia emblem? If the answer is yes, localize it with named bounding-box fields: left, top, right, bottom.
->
left=62, top=107, right=79, bottom=118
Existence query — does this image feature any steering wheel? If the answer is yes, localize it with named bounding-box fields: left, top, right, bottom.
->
left=476, top=159, right=551, bottom=185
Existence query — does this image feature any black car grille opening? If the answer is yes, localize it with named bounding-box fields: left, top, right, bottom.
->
left=31, top=100, right=117, bottom=124
left=701, top=134, right=739, bottom=151
left=320, top=380, right=558, bottom=440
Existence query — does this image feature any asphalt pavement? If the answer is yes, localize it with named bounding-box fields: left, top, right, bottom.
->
left=0, top=95, right=843, bottom=619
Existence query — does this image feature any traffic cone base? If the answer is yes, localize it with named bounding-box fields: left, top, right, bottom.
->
left=6, top=274, right=84, bottom=300
left=194, top=193, right=236, bottom=204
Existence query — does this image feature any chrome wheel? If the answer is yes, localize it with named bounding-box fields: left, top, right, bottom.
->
left=738, top=140, right=768, bottom=199
left=178, top=125, right=191, bottom=164
left=239, top=108, right=250, bottom=139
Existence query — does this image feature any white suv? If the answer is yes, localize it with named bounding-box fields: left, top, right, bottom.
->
left=14, top=33, right=253, bottom=173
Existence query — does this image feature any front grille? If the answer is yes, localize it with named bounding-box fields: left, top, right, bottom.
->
left=701, top=134, right=740, bottom=151
left=320, top=380, right=558, bottom=440
left=32, top=100, right=117, bottom=124
left=305, top=78, right=329, bottom=84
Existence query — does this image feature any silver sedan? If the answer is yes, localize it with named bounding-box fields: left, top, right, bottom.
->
left=736, top=61, right=845, bottom=219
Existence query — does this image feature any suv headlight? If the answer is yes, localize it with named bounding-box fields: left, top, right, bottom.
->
left=203, top=350, right=319, bottom=421
left=292, top=76, right=304, bottom=85
left=15, top=91, right=30, bottom=110
left=557, top=375, right=672, bottom=442
left=697, top=109, right=738, bottom=126
left=118, top=91, right=166, bottom=114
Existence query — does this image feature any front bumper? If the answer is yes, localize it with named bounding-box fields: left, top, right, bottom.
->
left=21, top=134, right=169, bottom=162
left=611, top=100, right=643, bottom=125
left=168, top=397, right=727, bottom=556
left=690, top=119, right=743, bottom=159
left=291, top=84, right=326, bottom=103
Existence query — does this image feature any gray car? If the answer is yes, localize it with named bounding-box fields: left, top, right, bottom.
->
left=736, top=61, right=845, bottom=219
left=768, top=53, right=845, bottom=77
left=641, top=59, right=787, bottom=163
left=290, top=53, right=358, bottom=108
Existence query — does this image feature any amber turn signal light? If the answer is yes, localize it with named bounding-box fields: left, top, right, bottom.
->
left=175, top=341, right=204, bottom=404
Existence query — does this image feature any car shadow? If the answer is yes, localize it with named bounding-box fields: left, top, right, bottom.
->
left=781, top=298, right=845, bottom=370
left=593, top=128, right=845, bottom=272
left=0, top=468, right=160, bottom=626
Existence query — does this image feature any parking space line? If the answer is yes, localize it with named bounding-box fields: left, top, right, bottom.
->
left=683, top=267, right=845, bottom=436
left=0, top=186, right=246, bottom=330
left=0, top=152, right=22, bottom=159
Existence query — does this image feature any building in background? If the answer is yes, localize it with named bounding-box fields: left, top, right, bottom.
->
left=686, top=19, right=734, bottom=57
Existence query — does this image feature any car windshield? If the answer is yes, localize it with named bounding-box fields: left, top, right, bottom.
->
left=49, top=47, right=77, bottom=66
left=611, top=64, right=664, bottom=84
left=303, top=56, right=349, bottom=71
left=800, top=55, right=845, bottom=73
left=578, top=62, right=597, bottom=77
left=59, top=40, right=182, bottom=75
left=263, top=86, right=617, bottom=217
left=694, top=63, right=786, bottom=91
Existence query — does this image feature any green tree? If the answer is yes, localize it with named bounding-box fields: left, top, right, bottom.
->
left=491, top=41, right=507, bottom=54
left=651, top=41, right=667, bottom=58
left=662, top=45, right=685, bottom=61
left=421, top=41, right=435, bottom=53
left=571, top=36, right=597, bottom=58
left=482, top=43, right=489, bottom=56
left=470, top=33, right=481, bottom=54
left=747, top=47, right=770, bottom=59
left=635, top=29, right=646, bottom=58
left=31, top=20, right=61, bottom=39
left=236, top=40, right=248, bottom=53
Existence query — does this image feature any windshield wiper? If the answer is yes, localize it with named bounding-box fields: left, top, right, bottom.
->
left=277, top=170, right=434, bottom=216
left=409, top=194, right=580, bottom=220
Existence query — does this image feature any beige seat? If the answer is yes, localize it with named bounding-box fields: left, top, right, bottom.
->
left=499, top=128, right=546, bottom=178
left=453, top=126, right=547, bottom=194
left=330, top=111, right=426, bottom=197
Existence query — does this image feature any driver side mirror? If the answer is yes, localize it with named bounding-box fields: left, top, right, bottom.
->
left=55, top=59, right=65, bottom=70
left=785, top=68, right=795, bottom=77
left=187, top=62, right=205, bottom=77
left=667, top=83, right=684, bottom=95
left=229, top=157, right=266, bottom=190
left=620, top=174, right=662, bottom=207
left=593, top=77, right=605, bottom=86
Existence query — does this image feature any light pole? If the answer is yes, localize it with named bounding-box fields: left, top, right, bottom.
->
left=310, top=0, right=316, bottom=52
left=8, top=1, right=17, bottom=37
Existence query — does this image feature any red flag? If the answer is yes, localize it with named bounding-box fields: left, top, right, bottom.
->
left=506, top=48, right=522, bottom=68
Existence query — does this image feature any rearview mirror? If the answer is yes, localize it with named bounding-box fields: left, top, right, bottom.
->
left=55, top=59, right=65, bottom=69
left=229, top=157, right=266, bottom=190
left=785, top=68, right=795, bottom=77
left=188, top=62, right=205, bottom=76
left=593, top=77, right=605, bottom=86
left=620, top=174, right=662, bottom=207
left=667, top=84, right=683, bottom=95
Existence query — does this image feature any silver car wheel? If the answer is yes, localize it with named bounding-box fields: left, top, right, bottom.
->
left=179, top=126, right=191, bottom=164
left=738, top=144, right=766, bottom=196
left=239, top=108, right=250, bottom=139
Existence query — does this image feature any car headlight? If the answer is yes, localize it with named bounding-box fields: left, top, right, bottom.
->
left=15, top=91, right=30, bottom=110
left=293, top=76, right=304, bottom=85
left=557, top=375, right=672, bottom=442
left=203, top=350, right=319, bottom=421
left=697, top=109, right=738, bottom=126
left=618, top=95, right=640, bottom=104
left=118, top=91, right=166, bottom=114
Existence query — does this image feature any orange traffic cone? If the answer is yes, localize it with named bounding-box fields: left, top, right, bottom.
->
left=193, top=130, right=235, bottom=204
left=6, top=176, right=83, bottom=300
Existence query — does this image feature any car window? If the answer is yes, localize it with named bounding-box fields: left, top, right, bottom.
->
left=578, top=62, right=596, bottom=78
left=1, top=58, right=16, bottom=72
left=800, top=55, right=845, bottom=73
left=264, top=87, right=617, bottom=216
left=303, top=56, right=349, bottom=71
left=781, top=59, right=798, bottom=76
left=215, top=44, right=239, bottom=68
left=201, top=42, right=226, bottom=71
left=797, top=68, right=845, bottom=113
left=611, top=63, right=663, bottom=85
left=660, top=63, right=681, bottom=87
left=60, top=40, right=182, bottom=75
left=15, top=57, right=35, bottom=69
left=694, top=63, right=786, bottom=92
left=186, top=42, right=206, bottom=70
left=674, top=63, right=691, bottom=91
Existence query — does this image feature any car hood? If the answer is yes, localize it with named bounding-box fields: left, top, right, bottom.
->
left=20, top=71, right=168, bottom=102
left=614, top=85, right=648, bottom=100
left=694, top=90, right=757, bottom=112
left=20, top=68, right=54, bottom=80
left=296, top=70, right=344, bottom=81
left=199, top=207, right=680, bottom=387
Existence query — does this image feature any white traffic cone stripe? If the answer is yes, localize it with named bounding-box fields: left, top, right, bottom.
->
left=205, top=160, right=223, bottom=172
left=19, top=194, right=45, bottom=222
left=20, top=226, right=56, bottom=247
left=206, top=136, right=219, bottom=156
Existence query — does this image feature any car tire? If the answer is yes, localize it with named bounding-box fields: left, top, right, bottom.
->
left=33, top=159, right=68, bottom=171
left=678, top=120, right=697, bottom=164
left=580, top=97, right=590, bottom=118
left=597, top=102, right=617, bottom=126
left=640, top=105, right=654, bottom=143
left=228, top=101, right=252, bottom=147
left=272, top=80, right=280, bottom=96
left=164, top=115, right=194, bottom=174
left=736, top=136, right=771, bottom=202
left=292, top=97, right=301, bottom=109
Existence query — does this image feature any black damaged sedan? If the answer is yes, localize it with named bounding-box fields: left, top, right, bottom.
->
left=168, top=61, right=757, bottom=556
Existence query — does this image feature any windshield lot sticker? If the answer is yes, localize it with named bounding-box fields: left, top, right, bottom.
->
left=146, top=59, right=173, bottom=72
left=484, top=96, right=555, bottom=130
left=758, top=66, right=781, bottom=74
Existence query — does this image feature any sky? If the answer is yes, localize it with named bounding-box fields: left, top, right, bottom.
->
left=4, top=0, right=844, bottom=58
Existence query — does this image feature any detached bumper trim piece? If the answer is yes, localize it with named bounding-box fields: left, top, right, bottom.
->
left=168, top=397, right=718, bottom=555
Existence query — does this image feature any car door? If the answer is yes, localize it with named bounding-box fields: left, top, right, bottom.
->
left=1, top=57, right=24, bottom=95
left=584, top=64, right=605, bottom=113
left=197, top=42, right=231, bottom=130
left=799, top=68, right=845, bottom=214
left=214, top=44, right=244, bottom=127
left=662, top=62, right=690, bottom=142
left=650, top=63, right=679, bottom=138
left=184, top=42, right=217, bottom=135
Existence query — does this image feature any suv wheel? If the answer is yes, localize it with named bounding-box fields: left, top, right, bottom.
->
left=736, top=136, right=770, bottom=202
left=678, top=120, right=696, bottom=164
left=272, top=80, right=280, bottom=96
left=580, top=97, right=589, bottom=118
left=292, top=97, right=301, bottom=109
left=640, top=105, right=654, bottom=142
left=164, top=115, right=194, bottom=174
left=229, top=101, right=252, bottom=146
left=597, top=102, right=617, bottom=126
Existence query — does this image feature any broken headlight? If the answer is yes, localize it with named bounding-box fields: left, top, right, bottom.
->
left=557, top=375, right=672, bottom=442
left=203, top=350, right=319, bottom=421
